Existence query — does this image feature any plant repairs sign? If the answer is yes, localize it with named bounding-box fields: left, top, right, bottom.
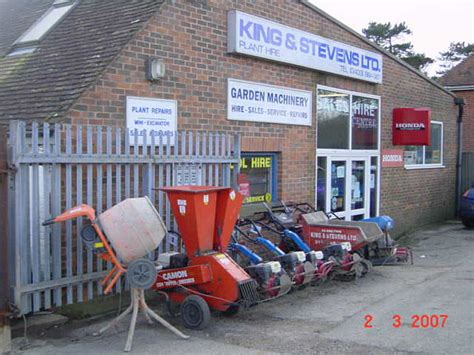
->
left=126, top=96, right=177, bottom=145
left=227, top=78, right=312, bottom=125
left=227, top=10, right=383, bottom=84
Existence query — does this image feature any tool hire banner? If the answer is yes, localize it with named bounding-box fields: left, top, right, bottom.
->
left=227, top=10, right=383, bottom=83
left=392, top=108, right=431, bottom=146
left=238, top=154, right=275, bottom=204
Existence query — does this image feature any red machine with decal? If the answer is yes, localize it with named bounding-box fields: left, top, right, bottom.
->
left=300, top=211, right=383, bottom=252
left=152, top=186, right=260, bottom=329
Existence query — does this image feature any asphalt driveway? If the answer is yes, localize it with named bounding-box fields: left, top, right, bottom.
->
left=11, top=221, right=474, bottom=354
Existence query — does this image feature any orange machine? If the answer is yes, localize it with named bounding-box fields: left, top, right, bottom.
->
left=42, top=205, right=125, bottom=294
left=153, top=186, right=260, bottom=329
left=44, top=186, right=259, bottom=330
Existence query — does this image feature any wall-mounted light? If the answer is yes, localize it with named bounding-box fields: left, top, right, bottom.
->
left=146, top=58, right=165, bottom=81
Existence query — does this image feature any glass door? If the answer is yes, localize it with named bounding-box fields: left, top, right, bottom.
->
left=329, top=159, right=347, bottom=218
left=349, top=158, right=369, bottom=220
left=320, top=156, right=371, bottom=220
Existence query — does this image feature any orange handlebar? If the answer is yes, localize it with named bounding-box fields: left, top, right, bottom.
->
left=42, top=204, right=96, bottom=226
left=42, top=203, right=125, bottom=294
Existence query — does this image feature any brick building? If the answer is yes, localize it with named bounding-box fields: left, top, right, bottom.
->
left=0, top=0, right=460, bottom=236
left=441, top=55, right=474, bottom=153
left=440, top=55, right=474, bottom=192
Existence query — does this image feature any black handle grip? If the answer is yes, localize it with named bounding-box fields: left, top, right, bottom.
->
left=42, top=218, right=55, bottom=226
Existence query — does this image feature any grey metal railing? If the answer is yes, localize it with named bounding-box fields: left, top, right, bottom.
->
left=7, top=120, right=240, bottom=314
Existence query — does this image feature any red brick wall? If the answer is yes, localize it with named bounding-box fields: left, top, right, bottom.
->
left=67, top=0, right=457, bottom=236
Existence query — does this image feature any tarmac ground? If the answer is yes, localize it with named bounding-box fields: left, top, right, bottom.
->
left=9, top=221, right=474, bottom=354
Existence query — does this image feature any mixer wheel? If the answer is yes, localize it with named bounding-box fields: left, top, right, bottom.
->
left=181, top=295, right=210, bottom=330
left=126, top=258, right=157, bottom=290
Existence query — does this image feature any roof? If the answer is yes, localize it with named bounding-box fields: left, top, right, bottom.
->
left=439, top=55, right=474, bottom=88
left=299, top=0, right=456, bottom=99
left=0, top=0, right=54, bottom=57
left=0, top=0, right=456, bottom=123
left=0, top=0, right=165, bottom=123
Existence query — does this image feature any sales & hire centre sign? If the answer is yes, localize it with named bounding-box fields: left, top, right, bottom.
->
left=228, top=10, right=383, bottom=84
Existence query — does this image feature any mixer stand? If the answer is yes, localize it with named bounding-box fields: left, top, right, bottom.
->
left=94, top=288, right=189, bottom=352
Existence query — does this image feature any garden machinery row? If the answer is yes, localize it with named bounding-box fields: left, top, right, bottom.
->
left=43, top=186, right=411, bottom=351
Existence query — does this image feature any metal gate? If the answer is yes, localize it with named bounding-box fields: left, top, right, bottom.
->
left=7, top=120, right=240, bottom=315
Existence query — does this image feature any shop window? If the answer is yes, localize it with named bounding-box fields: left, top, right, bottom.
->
left=317, top=88, right=379, bottom=151
left=404, top=122, right=443, bottom=167
left=238, top=153, right=277, bottom=204
left=317, top=90, right=350, bottom=149
left=352, top=96, right=378, bottom=150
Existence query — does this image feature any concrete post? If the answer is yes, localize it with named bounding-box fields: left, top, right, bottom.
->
left=0, top=324, right=11, bottom=354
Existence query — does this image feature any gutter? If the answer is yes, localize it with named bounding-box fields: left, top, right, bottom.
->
left=454, top=97, right=465, bottom=216
left=444, top=85, right=474, bottom=91
left=299, top=0, right=457, bottom=99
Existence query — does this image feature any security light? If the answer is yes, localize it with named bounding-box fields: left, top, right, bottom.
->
left=146, top=58, right=166, bottom=81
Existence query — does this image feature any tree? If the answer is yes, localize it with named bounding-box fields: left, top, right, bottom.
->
left=403, top=54, right=434, bottom=73
left=436, top=41, right=474, bottom=76
left=362, top=22, right=433, bottom=72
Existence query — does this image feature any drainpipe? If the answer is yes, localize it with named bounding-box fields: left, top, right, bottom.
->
left=454, top=97, right=465, bottom=217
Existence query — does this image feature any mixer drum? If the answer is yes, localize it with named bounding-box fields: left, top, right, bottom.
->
left=98, top=196, right=167, bottom=264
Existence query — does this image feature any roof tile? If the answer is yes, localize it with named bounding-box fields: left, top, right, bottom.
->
left=0, top=0, right=164, bottom=122
left=440, top=55, right=474, bottom=87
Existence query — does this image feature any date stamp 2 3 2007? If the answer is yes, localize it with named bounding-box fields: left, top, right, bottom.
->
left=363, top=314, right=448, bottom=329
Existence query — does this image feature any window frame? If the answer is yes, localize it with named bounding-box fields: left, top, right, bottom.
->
left=404, top=121, right=444, bottom=170
left=316, top=85, right=381, bottom=155
left=316, top=85, right=382, bottom=218
left=240, top=152, right=278, bottom=204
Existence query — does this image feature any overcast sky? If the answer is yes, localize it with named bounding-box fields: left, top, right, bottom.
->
left=310, top=0, right=474, bottom=76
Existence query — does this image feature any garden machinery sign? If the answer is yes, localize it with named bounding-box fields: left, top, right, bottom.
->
left=227, top=10, right=383, bottom=83
left=227, top=79, right=312, bottom=126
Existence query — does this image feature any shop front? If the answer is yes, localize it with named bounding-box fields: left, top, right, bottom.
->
left=40, top=0, right=457, bottom=236
left=316, top=86, right=380, bottom=220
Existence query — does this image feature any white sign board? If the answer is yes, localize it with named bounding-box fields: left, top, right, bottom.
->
left=227, top=78, right=312, bottom=126
left=228, top=10, right=383, bottom=84
left=126, top=96, right=177, bottom=145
